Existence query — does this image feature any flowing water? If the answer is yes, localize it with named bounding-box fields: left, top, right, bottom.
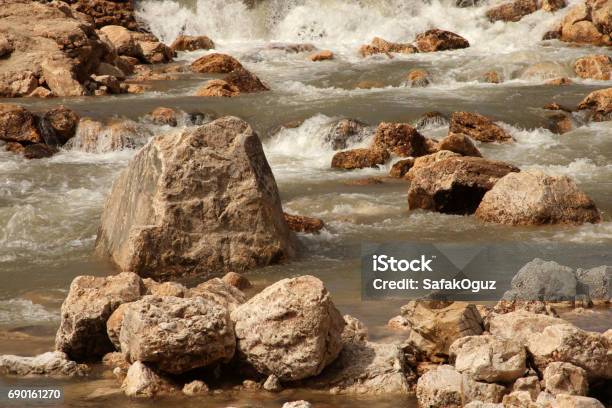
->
left=1, top=0, right=612, bottom=406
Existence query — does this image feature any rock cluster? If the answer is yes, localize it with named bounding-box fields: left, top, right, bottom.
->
left=192, top=54, right=269, bottom=97
left=558, top=0, right=611, bottom=46
left=578, top=87, right=612, bottom=122
left=359, top=29, right=469, bottom=57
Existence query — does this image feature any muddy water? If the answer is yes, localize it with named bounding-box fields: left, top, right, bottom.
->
left=1, top=0, right=612, bottom=406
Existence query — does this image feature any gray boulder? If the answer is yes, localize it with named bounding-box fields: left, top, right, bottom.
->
left=575, top=266, right=611, bottom=303
left=502, top=259, right=578, bottom=302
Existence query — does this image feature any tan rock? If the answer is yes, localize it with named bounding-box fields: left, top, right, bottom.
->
left=148, top=107, right=178, bottom=127
left=106, top=302, right=130, bottom=350
left=190, top=53, right=242, bottom=73
left=70, top=0, right=139, bottom=30
left=577, top=87, right=612, bottom=121
left=0, top=104, right=42, bottom=144
left=310, top=50, right=334, bottom=61
left=284, top=213, right=325, bottom=234
left=438, top=133, right=482, bottom=157
left=389, top=158, right=415, bottom=178
left=170, top=35, right=214, bottom=52
left=28, top=86, right=55, bottom=98
left=414, top=29, right=470, bottom=52
left=488, top=310, right=567, bottom=345
left=543, top=362, right=589, bottom=396
left=408, top=156, right=519, bottom=214
left=231, top=276, right=345, bottom=381
left=560, top=2, right=611, bottom=46
left=407, top=69, right=430, bottom=87
left=483, top=71, right=502, bottom=83
left=546, top=77, right=573, bottom=86
left=512, top=376, right=541, bottom=400
left=95, top=117, right=295, bottom=280
left=188, top=277, right=246, bottom=312
left=331, top=148, right=390, bottom=169
left=449, top=112, right=512, bottom=143
left=222, top=272, right=252, bottom=290
left=98, top=25, right=142, bottom=58
left=0, top=71, right=38, bottom=98
left=142, top=279, right=187, bottom=297
left=42, top=105, right=80, bottom=145
left=359, top=37, right=418, bottom=57
left=0, top=351, right=88, bottom=377
left=486, top=0, right=538, bottom=22
left=553, top=394, right=605, bottom=408
left=475, top=171, right=602, bottom=225
left=138, top=40, right=173, bottom=64
left=41, top=57, right=86, bottom=96
left=574, top=55, right=612, bottom=80
left=548, top=113, right=573, bottom=134
left=542, top=0, right=567, bottom=12
left=223, top=67, right=269, bottom=93
left=373, top=122, right=428, bottom=157
left=183, top=380, right=209, bottom=396
left=404, top=150, right=462, bottom=180
left=195, top=79, right=240, bottom=97
left=502, top=390, right=539, bottom=407
left=121, top=361, right=176, bottom=398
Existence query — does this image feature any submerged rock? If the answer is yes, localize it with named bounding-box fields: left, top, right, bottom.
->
left=231, top=276, right=345, bottom=381
left=573, top=55, right=612, bottom=80
left=373, top=122, right=428, bottom=157
left=407, top=156, right=519, bottom=215
left=414, top=29, right=470, bottom=52
left=170, top=35, right=215, bottom=52
left=310, top=50, right=334, bottom=61
left=331, top=148, right=390, bottom=169
left=359, top=37, right=418, bottom=57
left=119, top=295, right=235, bottom=374
left=95, top=117, right=295, bottom=280
left=195, top=79, right=240, bottom=97
left=324, top=118, right=371, bottom=150
left=284, top=213, right=325, bottom=234
left=0, top=351, right=89, bottom=377
left=475, top=171, right=602, bottom=225
left=449, top=112, right=512, bottom=143
left=486, top=0, right=538, bottom=22
left=577, top=87, right=612, bottom=121
left=190, top=53, right=243, bottom=73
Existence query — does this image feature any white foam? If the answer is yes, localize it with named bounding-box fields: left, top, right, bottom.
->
left=0, top=299, right=58, bottom=326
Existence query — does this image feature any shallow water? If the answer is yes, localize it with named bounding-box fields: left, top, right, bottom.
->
left=1, top=0, right=612, bottom=406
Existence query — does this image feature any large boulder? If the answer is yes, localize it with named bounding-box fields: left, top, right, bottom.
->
left=577, top=87, right=611, bottom=121
left=407, top=156, right=519, bottom=215
left=449, top=112, right=512, bottom=143
left=373, top=122, right=428, bottom=157
left=414, top=29, right=470, bottom=52
left=231, top=276, right=345, bottom=381
left=0, top=351, right=89, bottom=377
left=502, top=259, right=578, bottom=302
left=190, top=53, right=243, bottom=73
left=575, top=266, right=611, bottom=303
left=543, top=362, right=589, bottom=396
left=486, top=0, right=538, bottom=22
left=119, top=295, right=235, bottom=374
left=98, top=25, right=141, bottom=58
left=560, top=1, right=611, bottom=46
left=475, top=171, right=602, bottom=225
left=0, top=104, right=42, bottom=144
left=526, top=324, right=612, bottom=380
left=55, top=272, right=144, bottom=361
left=574, top=55, right=612, bottom=80
left=488, top=310, right=567, bottom=345
left=95, top=117, right=295, bottom=280
left=449, top=335, right=526, bottom=383
left=331, top=148, right=390, bottom=169
left=405, top=150, right=462, bottom=180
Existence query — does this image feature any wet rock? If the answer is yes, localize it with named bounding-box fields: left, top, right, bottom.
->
left=324, top=118, right=371, bottom=150
left=222, top=272, right=252, bottom=290
left=267, top=43, right=316, bottom=53
left=575, top=266, right=611, bottom=303
left=521, top=61, right=568, bottom=80
left=65, top=118, right=146, bottom=153
left=263, top=374, right=282, bottom=392
left=486, top=0, right=538, bottom=22
left=231, top=276, right=345, bottom=381
left=310, top=50, right=334, bottom=61
left=95, top=117, right=295, bottom=280
left=195, top=79, right=240, bottom=97
left=407, top=156, right=519, bottom=215
left=483, top=71, right=502, bottom=84
left=553, top=394, right=606, bottom=408
left=106, top=302, right=130, bottom=350
left=560, top=2, right=611, bottom=46
left=331, top=148, right=390, bottom=169
left=542, top=0, right=567, bottom=12
left=0, top=104, right=42, bottom=144
left=389, top=158, right=415, bottom=178
left=99, top=25, right=142, bottom=59
left=526, top=324, right=611, bottom=380
left=0, top=351, right=89, bottom=377
left=546, top=77, right=573, bottom=86
left=122, top=361, right=177, bottom=398
left=502, top=259, right=578, bottom=302
left=42, top=106, right=80, bottom=145
left=188, top=277, right=246, bottom=312
left=170, top=35, right=215, bottom=52
left=282, top=402, right=312, bottom=408
left=449, top=335, right=526, bottom=383
left=548, top=113, right=573, bottom=134
left=4, top=142, right=25, bottom=155
left=148, top=107, right=178, bottom=127
left=543, top=362, right=589, bottom=396
left=190, top=53, right=243, bottom=73
left=183, top=380, right=209, bottom=396
left=23, top=144, right=58, bottom=160
left=373, top=122, right=428, bottom=157
left=55, top=272, right=143, bottom=361
left=119, top=295, right=235, bottom=374
left=577, top=87, right=612, bottom=121
left=438, top=133, right=482, bottom=157
left=489, top=310, right=567, bottom=345
left=407, top=69, right=430, bottom=87
left=513, top=376, right=541, bottom=400
left=359, top=37, right=418, bottom=57
left=415, top=111, right=449, bottom=130
left=449, top=112, right=512, bottom=143
left=90, top=74, right=122, bottom=94
left=137, top=39, right=174, bottom=64
left=284, top=213, right=325, bottom=234
left=574, top=55, right=612, bottom=80
left=414, top=29, right=470, bottom=52
left=475, top=171, right=602, bottom=225
left=394, top=301, right=484, bottom=360
left=224, top=67, right=269, bottom=93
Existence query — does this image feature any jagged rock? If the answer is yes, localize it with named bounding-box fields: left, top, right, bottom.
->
left=0, top=71, right=38, bottom=97
left=0, top=104, right=42, bottom=144
left=195, top=79, right=240, bottom=97
left=148, top=107, right=178, bottom=127
left=553, top=394, right=605, bottom=408
left=231, top=276, right=345, bottom=381
left=389, top=158, right=415, bottom=178
left=122, top=361, right=176, bottom=397
left=575, top=266, right=611, bottom=303
left=310, top=50, right=334, bottom=61
left=438, top=133, right=482, bottom=157
left=41, top=105, right=79, bottom=145
left=414, top=29, right=470, bottom=52
left=577, top=88, right=611, bottom=121
left=188, top=277, right=246, bottom=312
left=526, top=324, right=612, bottom=380
left=324, top=118, right=370, bottom=150
left=574, top=55, right=612, bottom=80
left=119, top=295, right=235, bottom=374
left=68, top=0, right=139, bottom=30
left=407, top=69, right=430, bottom=87
left=513, top=376, right=541, bottom=400
left=449, top=335, right=526, bottom=383
left=55, top=272, right=144, bottom=361
left=543, top=362, right=589, bottom=396
left=284, top=213, right=325, bottom=234
left=0, top=351, right=89, bottom=377
left=182, top=380, right=209, bottom=396
left=407, top=156, right=519, bottom=214
left=475, top=171, right=602, bottom=225
left=502, top=259, right=578, bottom=302
left=331, top=148, right=390, bottom=169
left=488, top=310, right=567, bottom=345
left=263, top=374, right=282, bottom=392
left=190, top=53, right=243, bottom=73
left=486, top=0, right=538, bottom=22
left=170, top=35, right=215, bottom=52
left=359, top=37, right=418, bottom=57
left=373, top=122, right=428, bottom=157
left=449, top=112, right=512, bottom=143
left=95, top=117, right=295, bottom=280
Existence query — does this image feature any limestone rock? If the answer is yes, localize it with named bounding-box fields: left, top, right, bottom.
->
left=284, top=213, right=325, bottom=234
left=331, top=148, right=390, bottom=169
left=171, top=35, right=215, bottom=52
left=0, top=351, right=88, bottom=377
left=438, top=133, right=482, bottom=157
left=231, top=276, right=345, bottom=381
left=188, top=277, right=246, bottom=312
left=69, top=0, right=139, bottom=30
left=577, top=88, right=611, bottom=121
left=475, top=171, right=602, bottom=225
left=488, top=310, right=567, bottom=345
left=512, top=376, right=541, bottom=400
left=449, top=335, right=526, bottom=383
left=122, top=361, right=176, bottom=398
left=406, top=150, right=462, bottom=179
left=182, top=380, right=209, bottom=396
left=137, top=39, right=173, bottom=64
left=553, top=394, right=605, bottom=408
left=574, top=55, right=612, bottom=80
left=0, top=104, right=42, bottom=144
left=373, top=122, right=428, bottom=157
left=407, top=156, right=519, bottom=214
left=55, top=272, right=144, bottom=361
left=486, top=0, right=538, bottom=22
left=95, top=117, right=295, bottom=280
left=0, top=71, right=38, bottom=98
left=190, top=53, right=243, bottom=73
left=449, top=112, right=512, bottom=143
left=414, top=29, right=470, bottom=52
left=543, top=362, right=589, bottom=396
left=324, top=118, right=371, bottom=150
left=195, top=79, right=240, bottom=97
left=119, top=295, right=235, bottom=374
